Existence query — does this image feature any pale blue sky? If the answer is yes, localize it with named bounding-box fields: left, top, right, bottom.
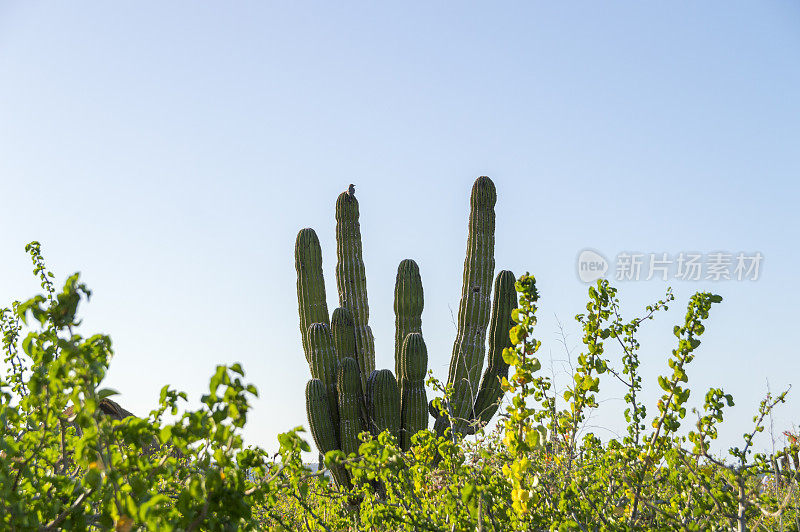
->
left=1, top=2, right=798, bottom=455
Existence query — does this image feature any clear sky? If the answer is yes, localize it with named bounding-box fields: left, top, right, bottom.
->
left=1, top=2, right=798, bottom=456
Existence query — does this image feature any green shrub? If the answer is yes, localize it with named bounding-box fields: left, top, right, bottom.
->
left=0, top=243, right=312, bottom=531
left=2, top=242, right=797, bottom=531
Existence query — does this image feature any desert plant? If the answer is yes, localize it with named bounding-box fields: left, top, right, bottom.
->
left=295, top=177, right=518, bottom=486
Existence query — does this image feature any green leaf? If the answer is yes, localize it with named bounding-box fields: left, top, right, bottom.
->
left=98, top=388, right=119, bottom=401
left=502, top=348, right=518, bottom=366
left=159, top=426, right=173, bottom=444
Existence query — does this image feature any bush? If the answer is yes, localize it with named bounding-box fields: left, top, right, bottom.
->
left=0, top=243, right=312, bottom=531
left=2, top=244, right=798, bottom=530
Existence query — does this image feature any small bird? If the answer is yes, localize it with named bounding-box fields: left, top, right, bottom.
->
left=348, top=184, right=355, bottom=197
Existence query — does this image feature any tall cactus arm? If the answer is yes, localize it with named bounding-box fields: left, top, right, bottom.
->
left=366, top=369, right=401, bottom=441
left=399, top=332, right=429, bottom=451
left=296, top=228, right=330, bottom=362
left=472, top=269, right=518, bottom=425
left=394, top=259, right=423, bottom=380
left=335, top=192, right=375, bottom=391
left=308, top=323, right=340, bottom=430
left=337, top=357, right=366, bottom=457
left=305, top=379, right=349, bottom=487
left=446, top=176, right=497, bottom=429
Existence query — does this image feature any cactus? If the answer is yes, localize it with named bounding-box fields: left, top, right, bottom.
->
left=444, top=176, right=497, bottom=433
left=434, top=267, right=518, bottom=436
left=337, top=357, right=365, bottom=457
left=394, top=259, right=423, bottom=380
left=399, top=333, right=428, bottom=451
left=296, top=176, right=517, bottom=485
left=308, top=323, right=340, bottom=430
left=366, top=369, right=400, bottom=441
left=335, top=192, right=375, bottom=392
left=305, top=379, right=349, bottom=487
left=296, top=228, right=330, bottom=362
left=472, top=269, right=518, bottom=424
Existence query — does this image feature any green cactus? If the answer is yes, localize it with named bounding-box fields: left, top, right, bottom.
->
left=394, top=259, right=423, bottom=380
left=335, top=192, right=375, bottom=392
left=444, top=176, right=497, bottom=433
left=366, top=369, right=400, bottom=441
left=399, top=332, right=428, bottom=451
left=305, top=379, right=349, bottom=487
left=472, top=269, right=518, bottom=424
left=308, top=322, right=340, bottom=429
left=296, top=177, right=516, bottom=483
left=434, top=267, right=518, bottom=436
left=295, top=228, right=330, bottom=362
left=337, top=357, right=365, bottom=457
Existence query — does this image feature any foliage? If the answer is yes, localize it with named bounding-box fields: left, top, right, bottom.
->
left=2, top=243, right=798, bottom=531
left=0, top=243, right=313, bottom=531
left=267, top=275, right=799, bottom=531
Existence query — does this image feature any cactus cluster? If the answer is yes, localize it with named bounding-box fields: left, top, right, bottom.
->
left=296, top=176, right=517, bottom=487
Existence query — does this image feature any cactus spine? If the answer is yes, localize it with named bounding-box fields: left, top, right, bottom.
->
left=394, top=259, right=423, bottom=380
left=335, top=192, right=375, bottom=392
left=472, top=269, right=518, bottom=424
left=366, top=369, right=401, bottom=441
left=399, top=332, right=428, bottom=451
left=295, top=228, right=330, bottom=362
left=337, top=357, right=365, bottom=457
left=445, top=176, right=497, bottom=431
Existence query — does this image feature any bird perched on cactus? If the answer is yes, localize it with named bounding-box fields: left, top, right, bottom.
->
left=347, top=183, right=355, bottom=197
